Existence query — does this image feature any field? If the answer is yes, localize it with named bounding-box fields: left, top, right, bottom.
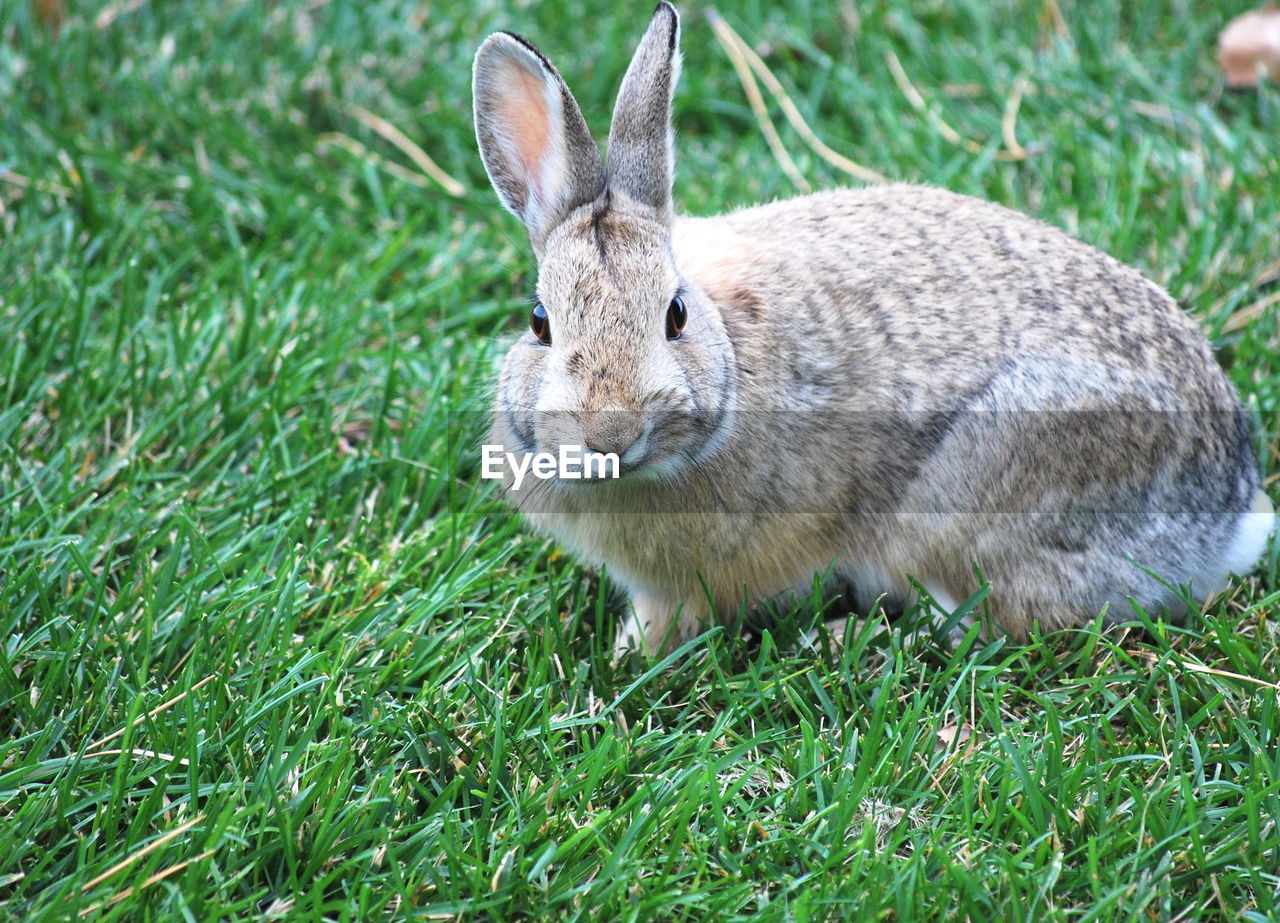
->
left=3, top=0, right=1279, bottom=918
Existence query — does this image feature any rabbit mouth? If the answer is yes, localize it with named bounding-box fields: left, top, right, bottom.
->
left=568, top=405, right=734, bottom=484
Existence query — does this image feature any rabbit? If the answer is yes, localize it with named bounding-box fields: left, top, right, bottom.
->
left=472, top=2, right=1275, bottom=656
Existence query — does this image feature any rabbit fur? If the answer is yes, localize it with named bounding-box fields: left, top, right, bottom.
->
left=473, top=3, right=1274, bottom=655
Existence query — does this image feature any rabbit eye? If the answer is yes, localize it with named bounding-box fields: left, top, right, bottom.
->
left=530, top=301, right=551, bottom=344
left=666, top=295, right=686, bottom=339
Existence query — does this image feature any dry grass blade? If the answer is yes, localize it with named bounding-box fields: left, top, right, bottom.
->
left=79, top=815, right=204, bottom=894
left=709, top=11, right=887, bottom=185
left=707, top=11, right=810, bottom=193
left=1176, top=659, right=1280, bottom=692
left=1040, top=0, right=1071, bottom=42
left=318, top=133, right=432, bottom=189
left=1129, top=100, right=1198, bottom=130
left=1001, top=74, right=1033, bottom=160
left=886, top=51, right=1035, bottom=162
left=79, top=849, right=217, bottom=917
left=1213, top=257, right=1280, bottom=329
left=885, top=51, right=963, bottom=144
left=340, top=101, right=466, bottom=197
left=1222, top=290, right=1280, bottom=333
left=706, top=12, right=885, bottom=185
left=1130, top=648, right=1280, bottom=692
left=1, top=170, right=74, bottom=199
left=85, top=674, right=217, bottom=752
left=95, top=0, right=151, bottom=30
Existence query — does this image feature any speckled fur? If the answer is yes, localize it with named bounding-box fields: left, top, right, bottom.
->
left=474, top=5, right=1273, bottom=655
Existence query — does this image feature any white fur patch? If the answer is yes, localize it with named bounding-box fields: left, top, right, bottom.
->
left=1222, top=489, right=1276, bottom=577
left=921, top=582, right=960, bottom=614
left=534, top=359, right=578, bottom=414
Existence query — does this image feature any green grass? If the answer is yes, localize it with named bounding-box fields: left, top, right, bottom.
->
left=3, top=0, right=1279, bottom=918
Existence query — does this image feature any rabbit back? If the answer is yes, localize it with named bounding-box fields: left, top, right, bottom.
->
left=666, top=184, right=1268, bottom=630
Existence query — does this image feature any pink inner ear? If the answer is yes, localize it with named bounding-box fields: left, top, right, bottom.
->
left=495, top=66, right=555, bottom=197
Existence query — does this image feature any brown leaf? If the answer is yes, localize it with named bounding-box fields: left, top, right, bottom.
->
left=935, top=721, right=975, bottom=752
left=1217, top=5, right=1280, bottom=88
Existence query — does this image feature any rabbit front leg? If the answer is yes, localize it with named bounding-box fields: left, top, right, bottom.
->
left=614, top=591, right=710, bottom=657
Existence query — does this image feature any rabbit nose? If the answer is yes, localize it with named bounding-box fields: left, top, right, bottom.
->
left=581, top=410, right=645, bottom=458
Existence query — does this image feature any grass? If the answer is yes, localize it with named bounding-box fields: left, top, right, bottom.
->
left=2, top=0, right=1279, bottom=918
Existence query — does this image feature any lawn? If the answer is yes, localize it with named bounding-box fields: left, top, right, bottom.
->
left=2, top=0, right=1279, bottom=919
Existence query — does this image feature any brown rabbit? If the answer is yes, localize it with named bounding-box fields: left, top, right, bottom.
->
left=473, top=3, right=1274, bottom=655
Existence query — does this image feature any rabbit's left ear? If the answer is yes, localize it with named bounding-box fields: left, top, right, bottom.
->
left=607, top=2, right=681, bottom=224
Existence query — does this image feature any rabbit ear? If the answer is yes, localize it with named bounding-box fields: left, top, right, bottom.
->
left=607, top=2, right=681, bottom=224
left=473, top=32, right=606, bottom=255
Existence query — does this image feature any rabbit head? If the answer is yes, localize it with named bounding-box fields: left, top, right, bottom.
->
left=473, top=3, right=735, bottom=479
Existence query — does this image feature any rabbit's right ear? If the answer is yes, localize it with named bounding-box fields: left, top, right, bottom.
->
left=473, top=33, right=606, bottom=256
